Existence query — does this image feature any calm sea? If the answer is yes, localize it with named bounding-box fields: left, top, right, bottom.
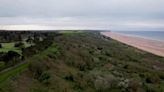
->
left=115, top=31, right=164, bottom=42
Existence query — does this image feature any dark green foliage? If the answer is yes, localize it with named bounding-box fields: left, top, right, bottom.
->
left=38, top=71, right=51, bottom=85
left=26, top=36, right=33, bottom=43
left=0, top=62, right=5, bottom=68
left=1, top=51, right=20, bottom=63
left=64, top=73, right=74, bottom=81
left=0, top=31, right=164, bottom=92
left=144, top=73, right=160, bottom=84
left=0, top=31, right=59, bottom=72
left=22, top=38, right=53, bottom=58
left=29, top=61, right=49, bottom=79
left=0, top=43, right=2, bottom=48
left=53, top=32, right=164, bottom=92
left=14, top=42, right=24, bottom=48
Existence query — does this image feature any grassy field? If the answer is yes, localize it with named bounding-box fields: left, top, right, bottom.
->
left=0, top=42, right=21, bottom=54
left=0, top=41, right=34, bottom=55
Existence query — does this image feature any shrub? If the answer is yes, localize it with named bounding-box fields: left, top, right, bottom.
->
left=26, top=36, right=33, bottom=43
left=94, top=74, right=117, bottom=91
left=0, top=61, right=5, bottom=68
left=128, top=80, right=142, bottom=92
left=2, top=51, right=20, bottom=63
left=38, top=71, right=51, bottom=85
left=14, top=42, right=25, bottom=48
left=144, top=84, right=160, bottom=92
left=29, top=61, right=49, bottom=79
left=64, top=72, right=74, bottom=81
left=0, top=43, right=2, bottom=48
left=144, top=73, right=160, bottom=84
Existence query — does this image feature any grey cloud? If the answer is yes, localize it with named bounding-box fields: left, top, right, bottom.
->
left=0, top=0, right=164, bottom=30
left=0, top=0, right=163, bottom=17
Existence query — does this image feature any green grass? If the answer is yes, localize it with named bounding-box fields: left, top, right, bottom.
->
left=22, top=39, right=35, bottom=48
left=0, top=41, right=34, bottom=55
left=0, top=62, right=5, bottom=68
left=60, top=30, right=84, bottom=35
left=31, top=43, right=58, bottom=60
left=0, top=41, right=35, bottom=85
left=0, top=63, right=29, bottom=84
left=0, top=43, right=58, bottom=85
left=0, top=42, right=21, bottom=54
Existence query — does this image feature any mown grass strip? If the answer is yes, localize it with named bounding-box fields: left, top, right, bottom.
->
left=0, top=63, right=29, bottom=83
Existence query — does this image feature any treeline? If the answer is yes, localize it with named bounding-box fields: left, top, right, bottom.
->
left=22, top=37, right=53, bottom=58
left=0, top=31, right=31, bottom=42
left=0, top=31, right=61, bottom=71
left=0, top=31, right=60, bottom=42
left=22, top=31, right=61, bottom=58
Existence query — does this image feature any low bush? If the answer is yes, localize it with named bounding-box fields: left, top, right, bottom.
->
left=0, top=43, right=2, bottom=48
left=14, top=42, right=24, bottom=48
left=0, top=61, right=5, bottom=68
left=29, top=61, right=49, bottom=79
left=93, top=74, right=117, bottom=91
left=38, top=71, right=51, bottom=85
left=144, top=73, right=160, bottom=84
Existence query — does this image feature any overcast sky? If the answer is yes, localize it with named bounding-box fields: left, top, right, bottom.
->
left=0, top=0, right=164, bottom=30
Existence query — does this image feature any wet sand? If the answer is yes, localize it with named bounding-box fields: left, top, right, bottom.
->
left=101, top=32, right=164, bottom=57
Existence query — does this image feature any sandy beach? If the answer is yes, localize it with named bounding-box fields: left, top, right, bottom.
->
left=101, top=32, right=164, bottom=57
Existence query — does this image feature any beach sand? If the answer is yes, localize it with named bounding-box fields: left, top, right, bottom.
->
left=101, top=32, right=164, bottom=57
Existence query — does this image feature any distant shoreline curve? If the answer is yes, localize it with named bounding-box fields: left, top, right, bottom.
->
left=101, top=32, right=164, bottom=57
left=114, top=31, right=164, bottom=43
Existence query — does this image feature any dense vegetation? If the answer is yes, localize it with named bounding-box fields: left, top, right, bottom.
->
left=0, top=31, right=164, bottom=92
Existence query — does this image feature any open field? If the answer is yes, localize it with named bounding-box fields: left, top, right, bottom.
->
left=0, top=42, right=21, bottom=54
left=0, top=41, right=34, bottom=55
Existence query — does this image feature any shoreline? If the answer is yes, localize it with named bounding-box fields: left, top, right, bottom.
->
left=114, top=32, right=164, bottom=43
left=101, top=32, right=164, bottom=57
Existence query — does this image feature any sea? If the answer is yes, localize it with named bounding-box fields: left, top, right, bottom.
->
left=115, top=31, right=164, bottom=42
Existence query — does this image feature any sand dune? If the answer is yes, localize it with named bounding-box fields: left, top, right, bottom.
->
left=101, top=32, right=164, bottom=57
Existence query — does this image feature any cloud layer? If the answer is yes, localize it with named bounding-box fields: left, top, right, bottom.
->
left=0, top=0, right=164, bottom=30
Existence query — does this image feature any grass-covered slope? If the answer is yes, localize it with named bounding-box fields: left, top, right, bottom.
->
left=0, top=40, right=34, bottom=55
left=0, top=31, right=164, bottom=92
